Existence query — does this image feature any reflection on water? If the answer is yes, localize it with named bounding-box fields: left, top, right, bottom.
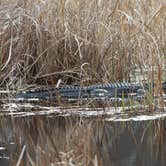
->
left=0, top=146, right=10, bottom=166
left=0, top=103, right=166, bottom=165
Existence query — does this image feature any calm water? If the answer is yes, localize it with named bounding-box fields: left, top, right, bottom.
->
left=0, top=102, right=166, bottom=166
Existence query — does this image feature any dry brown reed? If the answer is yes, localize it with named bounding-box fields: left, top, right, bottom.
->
left=0, top=1, right=166, bottom=165
left=0, top=0, right=165, bottom=86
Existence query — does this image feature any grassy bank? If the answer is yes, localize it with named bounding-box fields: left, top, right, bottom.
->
left=0, top=0, right=165, bottom=86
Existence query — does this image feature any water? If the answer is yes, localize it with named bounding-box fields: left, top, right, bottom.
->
left=0, top=101, right=166, bottom=165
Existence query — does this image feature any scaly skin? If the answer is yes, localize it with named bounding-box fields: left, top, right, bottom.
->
left=15, top=82, right=166, bottom=101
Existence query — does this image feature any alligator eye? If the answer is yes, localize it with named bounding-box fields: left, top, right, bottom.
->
left=90, top=89, right=108, bottom=98
left=137, top=89, right=145, bottom=96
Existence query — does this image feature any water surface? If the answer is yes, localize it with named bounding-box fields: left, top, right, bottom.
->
left=0, top=101, right=166, bottom=165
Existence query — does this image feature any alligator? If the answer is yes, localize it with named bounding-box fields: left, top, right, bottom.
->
left=15, top=82, right=166, bottom=103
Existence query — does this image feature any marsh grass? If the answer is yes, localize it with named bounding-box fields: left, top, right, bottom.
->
left=0, top=1, right=166, bottom=164
left=0, top=0, right=165, bottom=86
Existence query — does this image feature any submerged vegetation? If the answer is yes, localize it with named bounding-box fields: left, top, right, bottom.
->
left=0, top=0, right=165, bottom=86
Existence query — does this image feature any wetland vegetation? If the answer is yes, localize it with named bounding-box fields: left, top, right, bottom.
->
left=0, top=0, right=166, bottom=165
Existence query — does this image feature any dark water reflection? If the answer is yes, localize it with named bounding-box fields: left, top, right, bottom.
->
left=0, top=111, right=166, bottom=166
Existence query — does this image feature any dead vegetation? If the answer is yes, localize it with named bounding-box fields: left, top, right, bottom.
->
left=0, top=0, right=165, bottom=86
left=0, top=1, right=166, bottom=165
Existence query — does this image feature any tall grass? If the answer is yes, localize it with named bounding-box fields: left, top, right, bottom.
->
left=0, top=0, right=165, bottom=86
left=0, top=1, right=166, bottom=165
